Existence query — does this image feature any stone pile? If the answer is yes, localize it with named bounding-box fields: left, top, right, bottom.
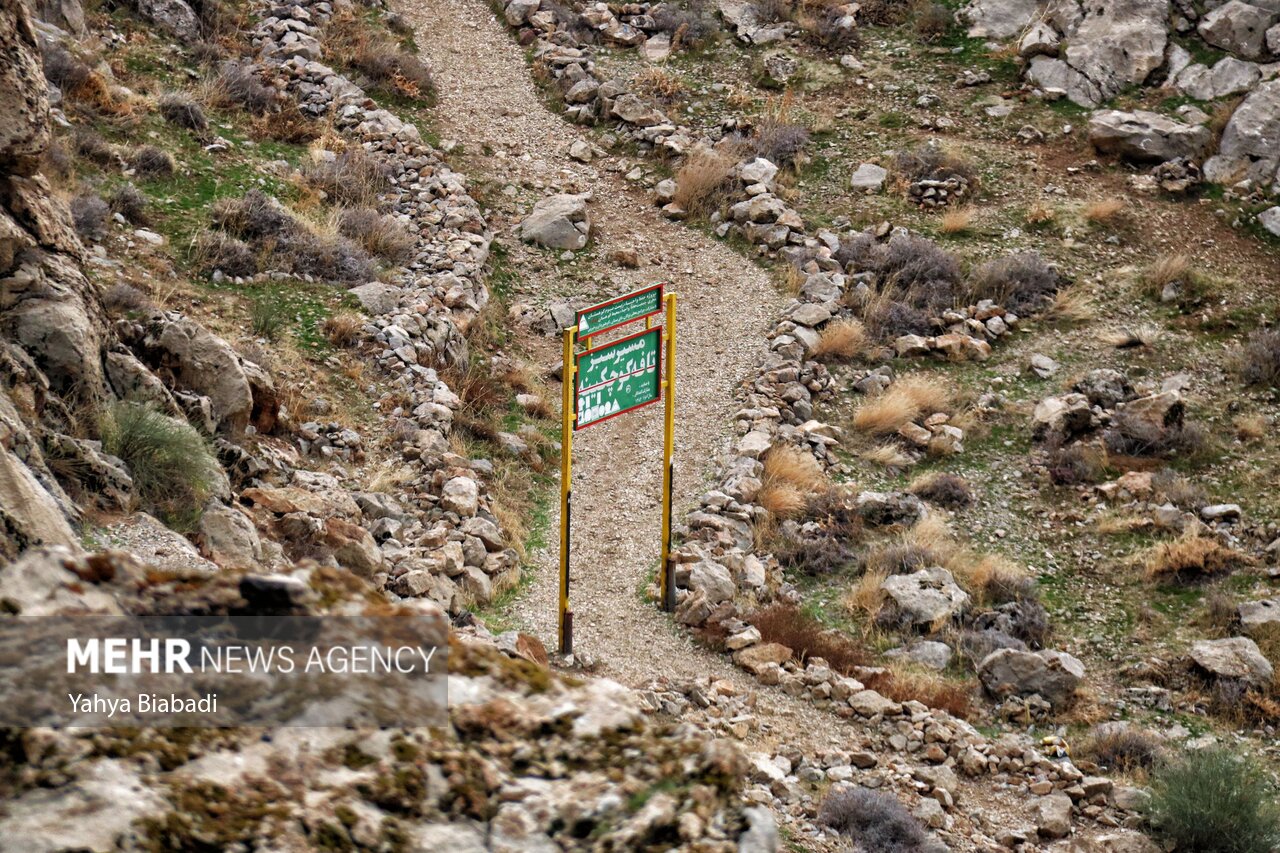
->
left=235, top=0, right=520, bottom=611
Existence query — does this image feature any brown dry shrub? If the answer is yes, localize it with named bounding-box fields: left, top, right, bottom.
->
left=879, top=665, right=974, bottom=719
left=251, top=101, right=322, bottom=144
left=852, top=375, right=952, bottom=435
left=939, top=207, right=973, bottom=234
left=747, top=603, right=872, bottom=673
left=1239, top=328, right=1280, bottom=389
left=1142, top=533, right=1247, bottom=582
left=1078, top=725, right=1166, bottom=775
left=337, top=207, right=416, bottom=264
left=633, top=67, right=686, bottom=102
left=1085, top=197, right=1126, bottom=225
left=673, top=147, right=735, bottom=218
left=321, top=312, right=364, bottom=347
left=304, top=148, right=391, bottom=207
left=324, top=10, right=434, bottom=99
left=908, top=471, right=973, bottom=508
left=811, top=319, right=868, bottom=362
left=758, top=445, right=826, bottom=519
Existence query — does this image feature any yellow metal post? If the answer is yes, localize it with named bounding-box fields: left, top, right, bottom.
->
left=659, top=293, right=677, bottom=613
left=559, top=325, right=577, bottom=655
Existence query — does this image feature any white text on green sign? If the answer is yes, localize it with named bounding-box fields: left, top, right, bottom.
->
left=575, top=327, right=661, bottom=430
left=576, top=284, right=663, bottom=338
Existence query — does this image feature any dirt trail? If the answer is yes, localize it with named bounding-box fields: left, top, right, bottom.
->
left=399, top=0, right=858, bottom=750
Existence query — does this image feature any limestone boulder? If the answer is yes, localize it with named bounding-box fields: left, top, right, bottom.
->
left=1198, top=1, right=1280, bottom=60
left=1088, top=110, right=1212, bottom=163
left=519, top=193, right=592, bottom=251
left=881, top=567, right=970, bottom=626
left=1205, top=79, right=1280, bottom=188
left=1189, top=636, right=1274, bottom=687
left=978, top=648, right=1085, bottom=707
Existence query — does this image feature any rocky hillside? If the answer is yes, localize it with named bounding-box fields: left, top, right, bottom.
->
left=2, top=0, right=1280, bottom=849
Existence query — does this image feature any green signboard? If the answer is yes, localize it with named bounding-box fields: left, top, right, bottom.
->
left=574, top=326, right=662, bottom=430
left=576, top=284, right=663, bottom=338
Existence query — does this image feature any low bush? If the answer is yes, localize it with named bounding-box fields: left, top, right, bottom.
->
left=1046, top=439, right=1110, bottom=486
left=859, top=0, right=912, bottom=25
left=41, top=43, right=93, bottom=94
left=747, top=117, right=810, bottom=167
left=192, top=230, right=258, bottom=278
left=939, top=207, right=973, bottom=235
left=338, top=207, right=416, bottom=264
left=107, top=183, right=148, bottom=225
left=40, top=138, right=75, bottom=185
left=211, top=189, right=300, bottom=242
left=817, top=787, right=936, bottom=853
left=1142, top=532, right=1246, bottom=582
left=748, top=603, right=871, bottom=673
left=304, top=148, right=391, bottom=207
left=896, top=143, right=976, bottom=186
left=811, top=319, right=867, bottom=362
left=652, top=0, right=719, bottom=49
left=211, top=61, right=276, bottom=115
left=129, top=145, right=175, bottom=178
left=758, top=445, right=826, bottom=520
left=158, top=92, right=209, bottom=133
left=806, top=6, right=859, bottom=51
left=1239, top=328, right=1280, bottom=388
left=99, top=402, right=220, bottom=528
left=862, top=299, right=932, bottom=342
left=1085, top=197, right=1126, bottom=225
left=1145, top=748, right=1280, bottom=853
left=71, top=194, right=110, bottom=243
left=250, top=294, right=288, bottom=341
left=966, top=252, right=1060, bottom=315
left=321, top=312, right=364, bottom=348
left=914, top=1, right=952, bottom=41
left=1078, top=724, right=1165, bottom=774
left=324, top=10, right=434, bottom=99
left=908, top=472, right=973, bottom=508
left=251, top=100, right=322, bottom=144
left=1103, top=413, right=1208, bottom=461
left=879, top=666, right=974, bottom=718
left=73, top=129, right=117, bottom=167
left=101, top=283, right=154, bottom=316
left=285, top=232, right=376, bottom=284
left=673, top=147, right=735, bottom=218
left=852, top=375, right=952, bottom=435
left=749, top=0, right=792, bottom=24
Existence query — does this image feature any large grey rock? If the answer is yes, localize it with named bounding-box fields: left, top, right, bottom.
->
left=978, top=648, right=1085, bottom=707
left=1205, top=79, right=1280, bottom=187
left=885, top=640, right=954, bottom=670
left=135, top=0, right=201, bottom=40
left=1031, top=393, right=1092, bottom=439
left=1026, top=56, right=1103, bottom=107
left=350, top=281, right=400, bottom=315
left=1238, top=598, right=1280, bottom=633
left=1063, top=833, right=1162, bottom=853
left=1260, top=206, right=1280, bottom=236
left=849, top=163, right=888, bottom=193
left=1199, top=1, right=1280, bottom=60
left=197, top=503, right=263, bottom=568
left=1173, top=57, right=1262, bottom=101
left=0, top=440, right=79, bottom=559
left=961, top=0, right=1043, bottom=38
left=0, top=759, right=167, bottom=852
left=1064, top=0, right=1169, bottom=101
left=1088, top=110, right=1212, bottom=163
left=1, top=0, right=52, bottom=174
left=139, top=317, right=253, bottom=434
left=1034, top=792, right=1074, bottom=839
left=1073, top=368, right=1134, bottom=409
left=519, top=193, right=592, bottom=251
left=688, top=559, right=735, bottom=604
left=1189, top=636, right=1274, bottom=687
left=737, top=806, right=779, bottom=853
left=881, top=567, right=971, bottom=626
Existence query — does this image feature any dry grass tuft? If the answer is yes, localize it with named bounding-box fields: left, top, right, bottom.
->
left=758, top=445, right=826, bottom=519
left=633, top=67, right=686, bottom=101
left=1084, top=197, right=1126, bottom=226
left=321, top=312, right=364, bottom=348
left=879, top=663, right=974, bottom=719
left=1048, top=283, right=1097, bottom=324
left=1142, top=533, right=1247, bottom=582
left=862, top=443, right=913, bottom=469
left=811, top=319, right=868, bottom=362
left=843, top=569, right=889, bottom=623
left=1233, top=413, right=1267, bottom=442
left=747, top=603, right=872, bottom=673
left=1144, top=254, right=1189, bottom=293
left=1025, top=202, right=1058, bottom=230
left=939, top=207, right=974, bottom=235
left=852, top=376, right=952, bottom=435
left=673, top=147, right=735, bottom=217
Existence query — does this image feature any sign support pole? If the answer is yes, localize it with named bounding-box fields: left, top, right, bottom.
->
left=559, top=325, right=576, bottom=655
left=659, top=293, right=677, bottom=613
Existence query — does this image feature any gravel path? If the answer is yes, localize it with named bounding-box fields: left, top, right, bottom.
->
left=399, top=0, right=857, bottom=752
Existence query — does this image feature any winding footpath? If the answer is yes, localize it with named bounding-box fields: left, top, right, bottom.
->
left=398, top=0, right=854, bottom=749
